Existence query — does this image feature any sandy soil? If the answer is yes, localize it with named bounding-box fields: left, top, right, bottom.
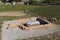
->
left=0, top=11, right=27, bottom=16
left=2, top=18, right=60, bottom=40
left=7, top=17, right=52, bottom=31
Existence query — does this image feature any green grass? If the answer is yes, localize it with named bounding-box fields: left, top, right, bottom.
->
left=0, top=4, right=40, bottom=12
left=0, top=4, right=25, bottom=12
left=1, top=4, right=60, bottom=19
left=0, top=4, right=60, bottom=19
left=30, top=5, right=60, bottom=19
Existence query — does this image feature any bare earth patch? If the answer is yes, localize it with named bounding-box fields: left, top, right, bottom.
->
left=0, top=11, right=27, bottom=16
left=2, top=17, right=60, bottom=40
left=2, top=18, right=60, bottom=40
left=6, top=17, right=52, bottom=30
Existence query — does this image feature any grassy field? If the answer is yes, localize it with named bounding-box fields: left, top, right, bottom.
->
left=30, top=5, right=60, bottom=19
left=0, top=4, right=25, bottom=12
left=0, top=4, right=39, bottom=12
left=0, top=4, right=60, bottom=19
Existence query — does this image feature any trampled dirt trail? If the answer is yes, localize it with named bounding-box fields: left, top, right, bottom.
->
left=0, top=11, right=27, bottom=16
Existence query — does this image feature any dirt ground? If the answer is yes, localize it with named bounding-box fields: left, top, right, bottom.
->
left=2, top=20, right=60, bottom=40
left=0, top=11, right=52, bottom=31
left=0, top=11, right=27, bottom=16
left=7, top=17, right=52, bottom=31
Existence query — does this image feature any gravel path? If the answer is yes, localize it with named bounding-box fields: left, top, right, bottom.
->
left=1, top=20, right=60, bottom=40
